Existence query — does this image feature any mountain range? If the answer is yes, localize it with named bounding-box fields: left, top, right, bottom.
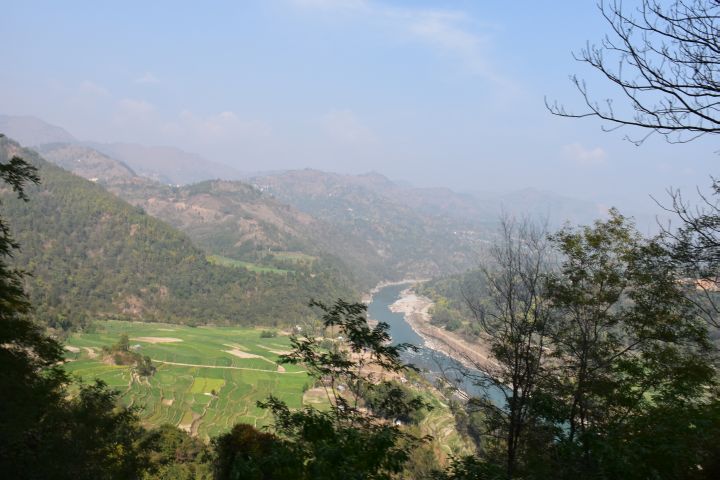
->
left=0, top=114, right=611, bottom=329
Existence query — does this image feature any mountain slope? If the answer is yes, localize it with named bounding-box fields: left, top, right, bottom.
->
left=36, top=144, right=384, bottom=287
left=111, top=178, right=384, bottom=287
left=0, top=136, right=354, bottom=329
left=0, top=115, right=77, bottom=146
left=251, top=170, right=492, bottom=279
left=0, top=114, right=249, bottom=185
left=36, top=143, right=139, bottom=185
left=85, top=142, right=248, bottom=185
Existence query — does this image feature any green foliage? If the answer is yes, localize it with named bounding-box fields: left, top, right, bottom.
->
left=115, top=333, right=130, bottom=352
left=40, top=380, right=145, bottom=480
left=456, top=210, right=719, bottom=479
left=0, top=142, right=69, bottom=474
left=207, top=254, right=292, bottom=275
left=213, top=423, right=303, bottom=480
left=259, top=396, right=421, bottom=480
left=215, top=299, right=430, bottom=479
left=101, top=334, right=156, bottom=376
left=137, top=355, right=156, bottom=377
left=418, top=270, right=488, bottom=337
left=362, top=381, right=431, bottom=425
left=0, top=144, right=147, bottom=478
left=0, top=137, right=355, bottom=330
left=531, top=210, right=716, bottom=478
left=445, top=317, right=462, bottom=332
left=138, top=424, right=212, bottom=480
left=432, top=456, right=504, bottom=480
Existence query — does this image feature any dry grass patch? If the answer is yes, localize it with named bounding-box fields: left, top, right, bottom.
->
left=256, top=344, right=292, bottom=355
left=303, top=387, right=327, bottom=405
left=132, top=337, right=183, bottom=344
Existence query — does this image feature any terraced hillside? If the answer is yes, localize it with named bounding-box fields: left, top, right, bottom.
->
left=64, top=320, right=474, bottom=459
left=64, top=321, right=309, bottom=440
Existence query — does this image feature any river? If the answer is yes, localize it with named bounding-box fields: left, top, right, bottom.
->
left=367, top=283, right=504, bottom=405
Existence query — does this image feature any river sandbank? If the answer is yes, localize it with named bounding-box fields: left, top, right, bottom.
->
left=389, top=287, right=499, bottom=374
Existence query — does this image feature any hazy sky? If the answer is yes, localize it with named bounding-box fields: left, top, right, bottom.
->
left=2, top=0, right=717, bottom=212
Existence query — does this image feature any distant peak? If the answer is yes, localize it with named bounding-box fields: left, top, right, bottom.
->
left=0, top=114, right=77, bottom=147
left=359, top=171, right=392, bottom=183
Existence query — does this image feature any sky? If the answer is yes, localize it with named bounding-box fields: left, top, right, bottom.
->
left=2, top=0, right=718, bottom=214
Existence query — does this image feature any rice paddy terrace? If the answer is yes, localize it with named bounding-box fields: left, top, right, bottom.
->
left=63, top=321, right=311, bottom=440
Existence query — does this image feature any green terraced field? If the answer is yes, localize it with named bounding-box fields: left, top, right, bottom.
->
left=206, top=254, right=292, bottom=274
left=64, top=321, right=311, bottom=440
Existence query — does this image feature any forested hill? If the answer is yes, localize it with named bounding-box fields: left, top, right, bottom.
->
left=103, top=176, right=385, bottom=289
left=37, top=143, right=382, bottom=288
left=0, top=136, right=355, bottom=330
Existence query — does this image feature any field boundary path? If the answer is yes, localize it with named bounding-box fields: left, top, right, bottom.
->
left=152, top=359, right=307, bottom=374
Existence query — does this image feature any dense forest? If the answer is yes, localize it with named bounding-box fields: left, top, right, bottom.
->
left=0, top=137, right=356, bottom=331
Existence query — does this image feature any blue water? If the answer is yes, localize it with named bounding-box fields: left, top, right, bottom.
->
left=367, top=283, right=504, bottom=405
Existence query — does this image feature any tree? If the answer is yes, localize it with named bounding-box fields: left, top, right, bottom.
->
left=535, top=210, right=715, bottom=478
left=461, top=216, right=553, bottom=478
left=221, top=299, right=430, bottom=480
left=137, top=355, right=156, bottom=377
left=361, top=380, right=429, bottom=425
left=213, top=424, right=299, bottom=480
left=432, top=456, right=504, bottom=480
left=37, top=380, right=145, bottom=480
left=451, top=212, right=718, bottom=479
left=115, top=333, right=130, bottom=352
left=0, top=141, right=145, bottom=479
left=548, top=0, right=720, bottom=144
left=659, top=180, right=720, bottom=328
left=0, top=140, right=68, bottom=474
left=544, top=1, right=720, bottom=323
left=139, top=424, right=212, bottom=480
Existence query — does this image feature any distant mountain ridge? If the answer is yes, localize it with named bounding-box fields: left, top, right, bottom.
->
left=35, top=144, right=490, bottom=283
left=84, top=141, right=249, bottom=185
left=36, top=143, right=139, bottom=185
left=0, top=114, right=247, bottom=185
left=1, top=114, right=606, bottom=226
left=3, top=114, right=611, bottom=287
left=253, top=169, right=604, bottom=228
left=0, top=114, right=77, bottom=146
left=250, top=169, right=494, bottom=278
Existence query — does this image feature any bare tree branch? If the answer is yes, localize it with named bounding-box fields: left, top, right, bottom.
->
left=548, top=0, right=720, bottom=145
